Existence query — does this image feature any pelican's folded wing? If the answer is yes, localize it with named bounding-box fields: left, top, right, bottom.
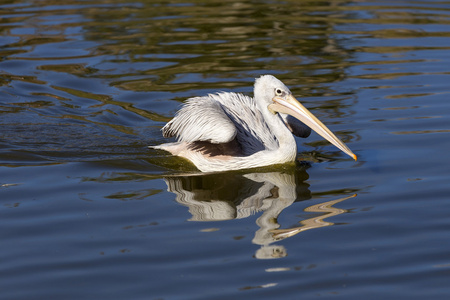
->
left=162, top=96, right=237, bottom=144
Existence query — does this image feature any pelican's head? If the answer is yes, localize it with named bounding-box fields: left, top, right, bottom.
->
left=254, top=75, right=291, bottom=104
left=254, top=75, right=357, bottom=161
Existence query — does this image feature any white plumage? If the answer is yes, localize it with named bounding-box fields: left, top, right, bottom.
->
left=152, top=75, right=356, bottom=172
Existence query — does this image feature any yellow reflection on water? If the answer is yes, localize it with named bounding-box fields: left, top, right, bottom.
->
left=270, top=194, right=356, bottom=240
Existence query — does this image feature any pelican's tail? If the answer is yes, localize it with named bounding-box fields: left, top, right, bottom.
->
left=149, top=142, right=187, bottom=156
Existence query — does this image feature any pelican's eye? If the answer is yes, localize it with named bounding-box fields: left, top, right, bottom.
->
left=275, top=88, right=283, bottom=96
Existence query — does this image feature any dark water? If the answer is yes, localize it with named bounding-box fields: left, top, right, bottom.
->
left=1, top=0, right=450, bottom=299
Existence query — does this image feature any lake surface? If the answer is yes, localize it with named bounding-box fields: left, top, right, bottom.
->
left=1, top=0, right=450, bottom=299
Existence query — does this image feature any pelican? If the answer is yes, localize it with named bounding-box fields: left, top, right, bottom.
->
left=152, top=75, right=356, bottom=172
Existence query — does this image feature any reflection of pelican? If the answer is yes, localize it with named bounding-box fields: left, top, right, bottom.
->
left=163, top=170, right=356, bottom=259
left=164, top=171, right=309, bottom=222
left=269, top=194, right=357, bottom=241
left=253, top=194, right=355, bottom=259
left=152, top=75, right=356, bottom=172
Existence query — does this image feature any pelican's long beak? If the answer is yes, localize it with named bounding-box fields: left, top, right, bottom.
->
left=269, top=94, right=357, bottom=161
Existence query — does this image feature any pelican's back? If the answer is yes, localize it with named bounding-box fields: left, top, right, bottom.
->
left=161, top=92, right=278, bottom=156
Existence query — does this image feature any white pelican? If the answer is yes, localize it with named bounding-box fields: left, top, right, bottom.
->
left=152, top=75, right=356, bottom=172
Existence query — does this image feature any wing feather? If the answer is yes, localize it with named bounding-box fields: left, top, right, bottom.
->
left=162, top=96, right=237, bottom=144
left=210, top=92, right=277, bottom=153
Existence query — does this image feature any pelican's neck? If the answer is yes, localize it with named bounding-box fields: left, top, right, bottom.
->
left=259, top=104, right=297, bottom=153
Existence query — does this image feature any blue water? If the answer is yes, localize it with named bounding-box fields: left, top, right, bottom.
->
left=1, top=1, right=450, bottom=299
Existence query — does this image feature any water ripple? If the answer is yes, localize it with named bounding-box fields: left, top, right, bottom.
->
left=1, top=2, right=450, bottom=298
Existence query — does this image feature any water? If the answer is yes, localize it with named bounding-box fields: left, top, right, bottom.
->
left=1, top=0, right=450, bottom=299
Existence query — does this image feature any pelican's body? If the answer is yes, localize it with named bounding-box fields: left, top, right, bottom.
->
left=152, top=75, right=356, bottom=172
